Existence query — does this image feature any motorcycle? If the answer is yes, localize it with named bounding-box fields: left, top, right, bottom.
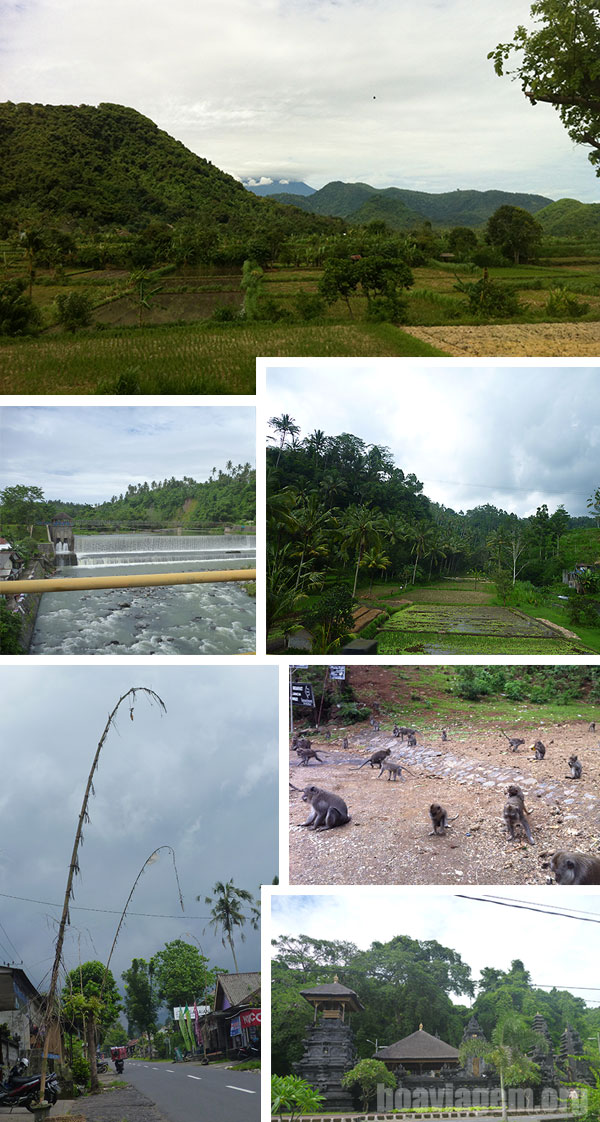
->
left=114, top=1058, right=124, bottom=1074
left=0, top=1060, right=60, bottom=1111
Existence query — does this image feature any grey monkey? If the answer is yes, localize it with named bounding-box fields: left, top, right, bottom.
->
left=500, top=730, right=525, bottom=752
left=377, top=760, right=404, bottom=781
left=504, top=789, right=533, bottom=844
left=566, top=754, right=582, bottom=779
left=506, top=784, right=531, bottom=814
left=351, top=747, right=391, bottom=770
left=551, top=851, right=600, bottom=884
left=300, top=785, right=350, bottom=831
left=533, top=740, right=546, bottom=760
left=296, top=747, right=325, bottom=766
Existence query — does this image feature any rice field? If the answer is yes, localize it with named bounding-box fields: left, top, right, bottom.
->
left=0, top=322, right=445, bottom=394
left=377, top=603, right=594, bottom=655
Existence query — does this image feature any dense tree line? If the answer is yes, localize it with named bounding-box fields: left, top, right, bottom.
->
left=272, top=934, right=600, bottom=1077
left=0, top=465, right=255, bottom=534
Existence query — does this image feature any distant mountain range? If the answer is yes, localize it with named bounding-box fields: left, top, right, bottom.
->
left=242, top=179, right=315, bottom=197
left=260, top=180, right=555, bottom=229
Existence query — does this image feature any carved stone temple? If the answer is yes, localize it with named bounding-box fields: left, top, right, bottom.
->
left=293, top=977, right=364, bottom=1109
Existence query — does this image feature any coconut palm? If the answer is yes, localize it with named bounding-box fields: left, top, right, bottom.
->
left=268, top=414, right=301, bottom=466
left=201, top=879, right=259, bottom=973
left=341, top=504, right=387, bottom=597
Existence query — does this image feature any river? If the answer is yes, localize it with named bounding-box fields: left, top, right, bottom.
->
left=29, top=533, right=256, bottom=655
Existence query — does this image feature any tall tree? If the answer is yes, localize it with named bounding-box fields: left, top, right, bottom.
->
left=152, top=939, right=211, bottom=1012
left=0, top=484, right=44, bottom=535
left=201, top=879, right=259, bottom=972
left=490, top=1, right=600, bottom=174
left=122, top=958, right=160, bottom=1051
left=62, top=962, right=121, bottom=1093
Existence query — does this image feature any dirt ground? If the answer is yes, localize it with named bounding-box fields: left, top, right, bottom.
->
left=289, top=670, right=600, bottom=886
left=405, top=321, right=600, bottom=356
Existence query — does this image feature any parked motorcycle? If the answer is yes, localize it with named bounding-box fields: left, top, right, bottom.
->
left=0, top=1060, right=60, bottom=1111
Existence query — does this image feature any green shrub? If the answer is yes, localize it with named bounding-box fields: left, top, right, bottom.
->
left=294, top=291, right=325, bottom=321
left=55, top=290, right=94, bottom=331
left=271, top=1074, right=324, bottom=1119
left=0, top=278, right=41, bottom=336
left=454, top=274, right=522, bottom=317
left=544, top=286, right=590, bottom=318
left=0, top=602, right=23, bottom=654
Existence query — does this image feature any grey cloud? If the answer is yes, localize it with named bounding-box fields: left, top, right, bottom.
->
left=0, top=665, right=277, bottom=991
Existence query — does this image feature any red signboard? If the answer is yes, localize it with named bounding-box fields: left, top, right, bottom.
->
left=240, top=1009, right=261, bottom=1028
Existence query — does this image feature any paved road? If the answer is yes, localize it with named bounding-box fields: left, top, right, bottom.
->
left=124, top=1059, right=259, bottom=1122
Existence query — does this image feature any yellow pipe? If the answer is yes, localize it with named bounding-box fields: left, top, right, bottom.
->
left=0, top=569, right=256, bottom=595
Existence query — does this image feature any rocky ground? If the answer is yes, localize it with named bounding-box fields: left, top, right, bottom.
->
left=289, top=712, right=600, bottom=886
left=406, top=321, right=600, bottom=356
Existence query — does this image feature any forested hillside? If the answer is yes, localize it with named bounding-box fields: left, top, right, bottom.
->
left=0, top=464, right=256, bottom=533
left=0, top=102, right=339, bottom=240
left=536, top=197, right=600, bottom=237
left=272, top=181, right=553, bottom=229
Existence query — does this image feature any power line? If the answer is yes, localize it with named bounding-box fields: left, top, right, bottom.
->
left=0, top=891, right=211, bottom=921
left=457, top=893, right=600, bottom=925
left=476, top=893, right=600, bottom=921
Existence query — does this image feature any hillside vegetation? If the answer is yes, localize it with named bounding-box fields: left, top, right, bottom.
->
left=0, top=101, right=338, bottom=241
left=0, top=464, right=256, bottom=535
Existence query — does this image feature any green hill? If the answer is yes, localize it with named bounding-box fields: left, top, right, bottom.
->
left=535, top=197, right=600, bottom=237
left=272, top=181, right=554, bottom=228
left=0, top=102, right=338, bottom=239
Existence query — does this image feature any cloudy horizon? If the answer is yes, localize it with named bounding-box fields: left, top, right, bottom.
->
left=265, top=364, right=600, bottom=520
left=2, top=0, right=600, bottom=203
left=0, top=406, right=256, bottom=505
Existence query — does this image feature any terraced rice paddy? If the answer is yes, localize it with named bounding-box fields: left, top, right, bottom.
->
left=378, top=603, right=593, bottom=654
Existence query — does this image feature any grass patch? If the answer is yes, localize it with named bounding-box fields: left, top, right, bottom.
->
left=513, top=602, right=600, bottom=654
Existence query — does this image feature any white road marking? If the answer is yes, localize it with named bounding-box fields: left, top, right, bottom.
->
left=166, top=1069, right=175, bottom=1073
left=226, top=1085, right=256, bottom=1094
left=187, top=1074, right=202, bottom=1080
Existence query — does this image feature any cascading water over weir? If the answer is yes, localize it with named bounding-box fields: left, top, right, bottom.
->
left=73, top=532, right=256, bottom=567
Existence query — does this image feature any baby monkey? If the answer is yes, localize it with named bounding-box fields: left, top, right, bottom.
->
left=429, top=804, right=457, bottom=835
left=504, top=785, right=533, bottom=844
left=566, top=754, right=582, bottom=779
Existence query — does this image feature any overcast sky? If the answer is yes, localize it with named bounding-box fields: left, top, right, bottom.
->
left=0, top=406, right=256, bottom=504
left=271, top=890, right=600, bottom=1010
left=0, top=665, right=277, bottom=1003
left=2, top=0, right=600, bottom=201
left=265, top=364, right=600, bottom=518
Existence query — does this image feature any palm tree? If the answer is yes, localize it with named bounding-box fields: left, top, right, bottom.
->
left=341, top=504, right=387, bottom=597
left=362, top=546, right=391, bottom=591
left=407, top=524, right=436, bottom=585
left=268, top=414, right=301, bottom=466
left=201, top=879, right=259, bottom=973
